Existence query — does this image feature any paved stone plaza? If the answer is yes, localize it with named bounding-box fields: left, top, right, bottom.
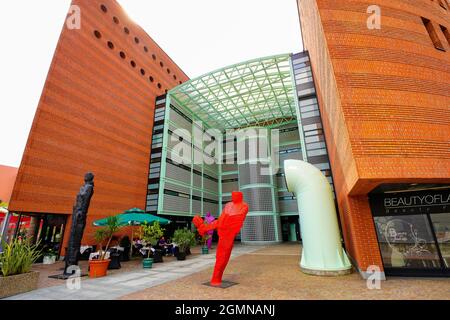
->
left=5, top=244, right=450, bottom=300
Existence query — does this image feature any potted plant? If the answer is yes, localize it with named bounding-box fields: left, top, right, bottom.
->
left=90, top=216, right=121, bottom=278
left=43, top=248, right=58, bottom=265
left=0, top=238, right=41, bottom=298
left=201, top=234, right=211, bottom=254
left=173, top=228, right=196, bottom=261
left=141, top=221, right=164, bottom=268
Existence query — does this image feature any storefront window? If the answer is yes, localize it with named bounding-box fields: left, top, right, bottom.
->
left=430, top=213, right=450, bottom=268
left=374, top=215, right=442, bottom=269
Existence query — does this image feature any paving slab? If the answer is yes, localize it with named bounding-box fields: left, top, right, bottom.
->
left=4, top=244, right=260, bottom=300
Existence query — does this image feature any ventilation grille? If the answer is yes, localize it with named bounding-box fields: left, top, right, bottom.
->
left=165, top=162, right=191, bottom=182
left=165, top=182, right=190, bottom=195
left=237, top=137, right=269, bottom=161
left=163, top=194, right=190, bottom=213
left=169, top=109, right=192, bottom=132
left=222, top=181, right=239, bottom=193
left=238, top=162, right=272, bottom=185
left=222, top=163, right=238, bottom=172
left=203, top=202, right=219, bottom=215
left=279, top=150, right=302, bottom=165
left=279, top=129, right=300, bottom=144
left=241, top=215, right=278, bottom=242
left=203, top=178, right=219, bottom=193
left=279, top=199, right=298, bottom=213
left=241, top=187, right=274, bottom=212
left=193, top=172, right=202, bottom=188
left=192, top=199, right=202, bottom=214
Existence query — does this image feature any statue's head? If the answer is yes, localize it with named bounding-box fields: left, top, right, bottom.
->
left=231, top=191, right=243, bottom=204
left=84, top=172, right=94, bottom=183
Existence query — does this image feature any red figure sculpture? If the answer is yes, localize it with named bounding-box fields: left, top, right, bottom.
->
left=193, top=191, right=249, bottom=286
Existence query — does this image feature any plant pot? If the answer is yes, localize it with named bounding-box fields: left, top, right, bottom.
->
left=177, top=252, right=187, bottom=261
left=88, top=259, right=110, bottom=278
left=43, top=255, right=57, bottom=265
left=0, top=271, right=40, bottom=299
left=202, top=246, right=209, bottom=254
left=143, top=258, right=153, bottom=269
left=152, top=249, right=164, bottom=263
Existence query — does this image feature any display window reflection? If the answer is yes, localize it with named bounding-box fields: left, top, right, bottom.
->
left=430, top=213, right=450, bottom=268
left=374, top=215, right=442, bottom=269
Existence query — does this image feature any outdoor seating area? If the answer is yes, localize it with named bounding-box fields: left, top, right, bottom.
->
left=0, top=205, right=212, bottom=298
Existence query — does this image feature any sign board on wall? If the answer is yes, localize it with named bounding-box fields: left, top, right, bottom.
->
left=369, top=189, right=450, bottom=216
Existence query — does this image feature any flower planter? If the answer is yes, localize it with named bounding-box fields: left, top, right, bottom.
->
left=202, top=247, right=209, bottom=254
left=43, top=255, right=57, bottom=265
left=143, top=258, right=153, bottom=269
left=88, top=259, right=110, bottom=278
left=0, top=271, right=40, bottom=299
left=177, top=252, right=187, bottom=261
left=152, top=249, right=164, bottom=263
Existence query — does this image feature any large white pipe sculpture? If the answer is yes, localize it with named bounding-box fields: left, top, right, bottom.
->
left=284, top=159, right=352, bottom=276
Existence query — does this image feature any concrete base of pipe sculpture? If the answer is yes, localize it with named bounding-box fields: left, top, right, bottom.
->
left=284, top=159, right=352, bottom=276
left=193, top=191, right=249, bottom=286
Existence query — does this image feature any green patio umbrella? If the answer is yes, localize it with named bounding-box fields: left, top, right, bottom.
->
left=92, top=208, right=171, bottom=227
left=93, top=208, right=171, bottom=259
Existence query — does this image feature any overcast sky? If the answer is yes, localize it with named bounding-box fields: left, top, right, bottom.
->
left=0, top=0, right=302, bottom=168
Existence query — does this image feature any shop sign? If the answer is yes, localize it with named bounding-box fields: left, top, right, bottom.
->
left=369, top=189, right=450, bottom=216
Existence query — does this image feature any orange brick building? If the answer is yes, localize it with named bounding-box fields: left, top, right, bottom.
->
left=0, top=165, right=18, bottom=203
left=8, top=0, right=188, bottom=252
left=297, top=0, right=450, bottom=277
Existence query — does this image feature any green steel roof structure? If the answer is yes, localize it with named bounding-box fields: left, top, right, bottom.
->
left=168, top=53, right=297, bottom=130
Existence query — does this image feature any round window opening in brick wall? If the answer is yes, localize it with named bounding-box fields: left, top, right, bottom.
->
left=173, top=75, right=177, bottom=80
left=100, top=4, right=107, bottom=13
left=130, top=60, right=136, bottom=68
left=107, top=41, right=114, bottom=49
left=157, top=83, right=162, bottom=89
left=149, top=76, right=154, bottom=83
left=144, top=46, right=148, bottom=52
left=124, top=27, right=130, bottom=34
left=160, top=61, right=164, bottom=67
left=140, top=69, right=146, bottom=76
left=119, top=51, right=126, bottom=59
left=94, top=30, right=102, bottom=39
left=134, top=37, right=140, bottom=44
left=179, top=81, right=182, bottom=84
left=152, top=54, right=156, bottom=60
left=167, top=68, right=171, bottom=74
left=113, top=17, right=120, bottom=24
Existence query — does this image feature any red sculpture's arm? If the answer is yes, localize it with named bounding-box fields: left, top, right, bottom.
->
left=193, top=213, right=223, bottom=236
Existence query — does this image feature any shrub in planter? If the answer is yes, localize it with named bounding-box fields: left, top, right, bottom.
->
left=200, top=234, right=211, bottom=254
left=90, top=216, right=122, bottom=278
left=173, top=228, right=196, bottom=261
left=0, top=239, right=41, bottom=298
left=141, top=221, right=164, bottom=268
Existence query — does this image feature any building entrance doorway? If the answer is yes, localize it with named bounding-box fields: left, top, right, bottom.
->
left=12, top=213, right=67, bottom=260
left=281, top=216, right=301, bottom=242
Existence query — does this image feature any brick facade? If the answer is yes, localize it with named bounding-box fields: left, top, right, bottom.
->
left=297, top=0, right=450, bottom=276
left=9, top=0, right=188, bottom=250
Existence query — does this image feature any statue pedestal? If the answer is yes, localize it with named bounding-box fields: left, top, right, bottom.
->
left=48, top=273, right=88, bottom=280
left=202, top=280, right=238, bottom=289
left=300, top=266, right=353, bottom=277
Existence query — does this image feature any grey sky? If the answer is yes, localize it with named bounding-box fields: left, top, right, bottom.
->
left=0, top=0, right=302, bottom=168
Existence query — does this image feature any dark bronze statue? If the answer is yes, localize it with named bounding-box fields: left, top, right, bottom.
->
left=64, top=172, right=94, bottom=275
